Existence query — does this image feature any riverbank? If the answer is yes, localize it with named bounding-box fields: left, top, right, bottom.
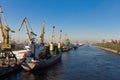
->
left=95, top=46, right=120, bottom=54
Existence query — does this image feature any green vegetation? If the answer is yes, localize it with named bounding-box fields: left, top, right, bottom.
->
left=95, top=43, right=120, bottom=52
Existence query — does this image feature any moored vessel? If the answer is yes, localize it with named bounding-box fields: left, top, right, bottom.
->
left=21, top=26, right=62, bottom=71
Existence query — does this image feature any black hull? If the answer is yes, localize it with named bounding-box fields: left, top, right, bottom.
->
left=21, top=53, right=62, bottom=71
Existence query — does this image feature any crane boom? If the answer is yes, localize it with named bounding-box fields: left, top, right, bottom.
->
left=40, top=21, right=45, bottom=45
left=0, top=8, right=8, bottom=26
left=19, top=17, right=37, bottom=44
left=0, top=7, right=15, bottom=49
left=19, top=17, right=26, bottom=31
left=0, top=17, right=5, bottom=44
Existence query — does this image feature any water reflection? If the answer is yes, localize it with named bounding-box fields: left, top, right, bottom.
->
left=22, top=72, right=35, bottom=80
left=62, top=52, right=70, bottom=62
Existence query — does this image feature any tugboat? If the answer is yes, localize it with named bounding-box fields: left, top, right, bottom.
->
left=21, top=26, right=62, bottom=71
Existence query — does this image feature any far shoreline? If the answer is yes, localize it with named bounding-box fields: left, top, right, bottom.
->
left=95, top=46, right=120, bottom=54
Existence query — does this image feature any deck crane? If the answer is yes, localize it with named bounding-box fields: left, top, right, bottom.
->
left=58, top=30, right=62, bottom=43
left=64, top=34, right=70, bottom=43
left=64, top=34, right=71, bottom=49
left=40, top=21, right=45, bottom=45
left=19, top=17, right=37, bottom=44
left=49, top=26, right=55, bottom=55
left=0, top=7, right=17, bottom=65
left=64, top=34, right=68, bottom=41
left=58, top=30, right=62, bottom=52
left=50, top=26, right=55, bottom=43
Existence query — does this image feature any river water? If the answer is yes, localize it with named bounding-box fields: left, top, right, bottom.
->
left=1, top=45, right=120, bottom=80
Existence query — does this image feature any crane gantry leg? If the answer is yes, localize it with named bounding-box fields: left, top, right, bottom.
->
left=0, top=7, right=17, bottom=67
left=0, top=49, right=17, bottom=66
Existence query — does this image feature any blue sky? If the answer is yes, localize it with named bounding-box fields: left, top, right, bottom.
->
left=0, top=0, right=120, bottom=43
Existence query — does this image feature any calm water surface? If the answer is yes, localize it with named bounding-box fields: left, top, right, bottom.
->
left=2, top=45, right=120, bottom=80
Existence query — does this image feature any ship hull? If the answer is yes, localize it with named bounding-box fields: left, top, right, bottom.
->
left=62, top=48, right=71, bottom=52
left=21, top=53, right=62, bottom=71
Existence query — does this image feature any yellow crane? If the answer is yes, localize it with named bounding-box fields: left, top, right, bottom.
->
left=0, top=10, right=15, bottom=49
left=19, top=17, right=37, bottom=44
left=49, top=26, right=55, bottom=55
left=40, top=21, right=45, bottom=45
left=58, top=30, right=62, bottom=52
left=0, top=17, right=5, bottom=45
left=0, top=7, right=17, bottom=65
left=50, top=26, right=55, bottom=43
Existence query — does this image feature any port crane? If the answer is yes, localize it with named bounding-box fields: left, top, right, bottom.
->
left=64, top=34, right=68, bottom=41
left=64, top=34, right=71, bottom=49
left=49, top=26, right=55, bottom=55
left=0, top=7, right=17, bottom=65
left=64, top=34, right=70, bottom=43
left=58, top=30, right=62, bottom=43
left=19, top=17, right=37, bottom=44
left=58, top=30, right=62, bottom=52
left=50, top=26, right=55, bottom=44
left=40, top=21, right=45, bottom=45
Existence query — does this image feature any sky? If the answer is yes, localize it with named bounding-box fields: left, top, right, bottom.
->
left=0, top=0, right=120, bottom=43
